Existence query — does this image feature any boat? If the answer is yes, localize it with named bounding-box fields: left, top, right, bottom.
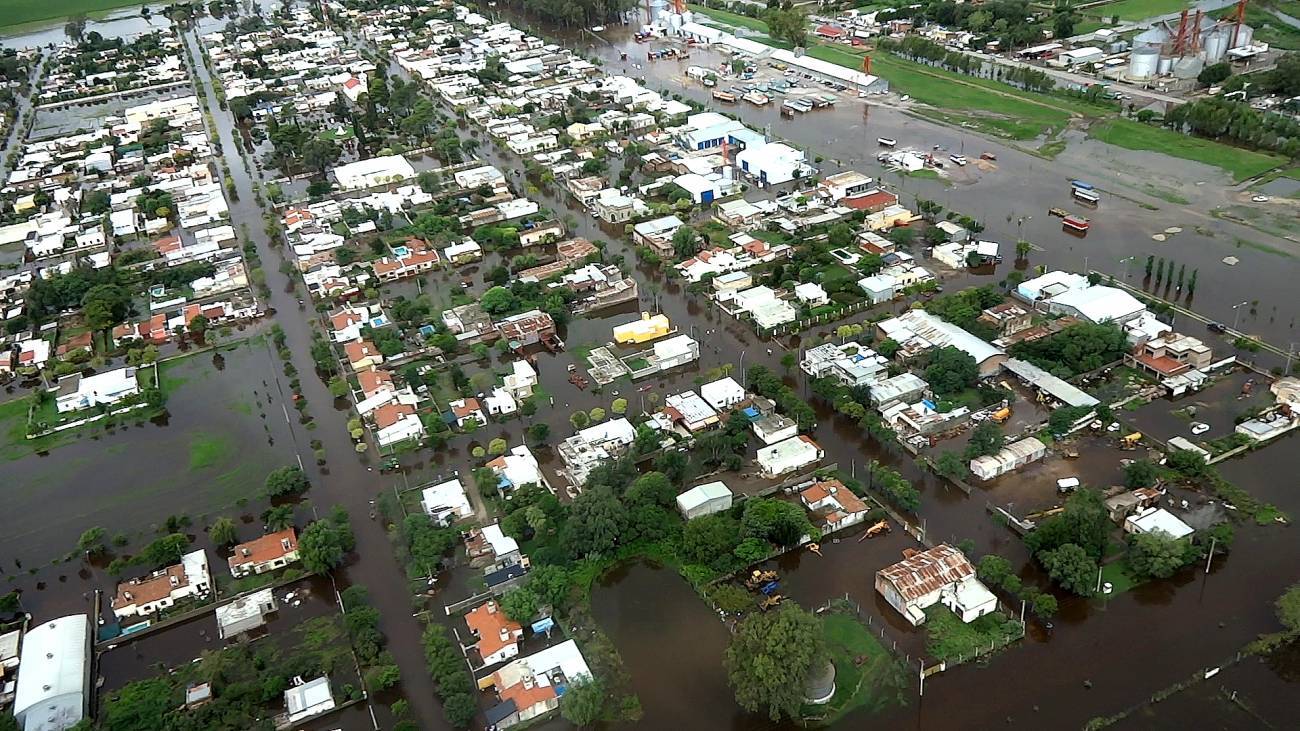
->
left=1048, top=207, right=1069, bottom=217
left=877, top=137, right=897, bottom=147
left=980, top=152, right=997, bottom=161
left=1072, top=187, right=1100, bottom=205
left=1063, top=214, right=1090, bottom=231
left=742, top=90, right=770, bottom=105
left=949, top=154, right=968, bottom=166
left=712, top=90, right=736, bottom=103
left=1070, top=179, right=1094, bottom=190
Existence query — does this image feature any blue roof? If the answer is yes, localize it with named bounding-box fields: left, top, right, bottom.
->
left=485, top=564, right=527, bottom=587
left=742, top=406, right=760, bottom=420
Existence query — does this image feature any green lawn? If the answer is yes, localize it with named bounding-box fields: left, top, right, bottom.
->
left=923, top=605, right=1024, bottom=663
left=0, top=0, right=176, bottom=29
left=1088, top=0, right=1192, bottom=22
left=1101, top=559, right=1140, bottom=594
left=188, top=431, right=233, bottom=470
left=1238, top=6, right=1300, bottom=50
left=686, top=4, right=772, bottom=34
left=813, top=613, right=909, bottom=723
left=1088, top=119, right=1284, bottom=182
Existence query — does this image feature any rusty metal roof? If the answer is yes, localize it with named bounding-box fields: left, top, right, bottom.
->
left=877, top=544, right=975, bottom=602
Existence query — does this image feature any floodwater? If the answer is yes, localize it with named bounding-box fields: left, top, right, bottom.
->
left=2, top=8, right=1297, bottom=730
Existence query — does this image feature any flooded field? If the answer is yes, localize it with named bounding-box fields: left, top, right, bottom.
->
left=1128, top=368, right=1273, bottom=448
left=0, top=338, right=303, bottom=616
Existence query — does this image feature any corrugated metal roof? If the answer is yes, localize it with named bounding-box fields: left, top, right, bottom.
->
left=877, top=544, right=975, bottom=602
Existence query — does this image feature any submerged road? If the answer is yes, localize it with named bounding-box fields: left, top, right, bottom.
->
left=180, top=28, right=443, bottom=730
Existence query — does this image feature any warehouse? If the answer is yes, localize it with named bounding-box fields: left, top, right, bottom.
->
left=970, top=436, right=1048, bottom=481
left=768, top=49, right=889, bottom=93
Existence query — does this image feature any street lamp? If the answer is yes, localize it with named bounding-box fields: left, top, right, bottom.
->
left=739, top=349, right=747, bottom=387
left=1119, top=256, right=1135, bottom=280
left=1231, top=301, right=1249, bottom=331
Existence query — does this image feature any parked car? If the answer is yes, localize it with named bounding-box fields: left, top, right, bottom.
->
left=1191, top=422, right=1210, bottom=435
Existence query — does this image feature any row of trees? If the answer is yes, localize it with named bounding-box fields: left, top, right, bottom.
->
left=1153, top=94, right=1300, bottom=159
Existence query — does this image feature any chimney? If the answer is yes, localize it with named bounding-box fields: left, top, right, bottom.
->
left=486, top=601, right=497, bottom=614
left=499, top=628, right=510, bottom=642
left=281, top=539, right=291, bottom=551
left=242, top=548, right=252, bottom=556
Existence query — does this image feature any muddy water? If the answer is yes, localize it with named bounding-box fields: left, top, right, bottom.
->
left=572, top=27, right=1299, bottom=354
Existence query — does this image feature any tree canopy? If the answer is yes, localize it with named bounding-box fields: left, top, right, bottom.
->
left=924, top=346, right=979, bottom=397
left=725, top=603, right=827, bottom=721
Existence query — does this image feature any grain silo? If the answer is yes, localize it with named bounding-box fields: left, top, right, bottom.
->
left=1128, top=46, right=1160, bottom=79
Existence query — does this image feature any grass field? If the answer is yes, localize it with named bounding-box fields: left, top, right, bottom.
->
left=1087, top=0, right=1192, bottom=22
left=1088, top=119, right=1284, bottom=182
left=1235, top=6, right=1300, bottom=50
left=813, top=613, right=909, bottom=723
left=1101, top=560, right=1140, bottom=594
left=686, top=4, right=771, bottom=34
left=0, top=0, right=167, bottom=30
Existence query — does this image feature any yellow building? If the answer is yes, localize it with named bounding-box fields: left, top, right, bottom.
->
left=613, top=313, right=671, bottom=344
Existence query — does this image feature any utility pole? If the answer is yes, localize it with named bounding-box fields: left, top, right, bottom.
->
left=1204, top=536, right=1217, bottom=574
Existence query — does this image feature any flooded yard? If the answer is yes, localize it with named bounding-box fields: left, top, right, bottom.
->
left=1128, top=368, right=1272, bottom=449
left=0, top=338, right=302, bottom=589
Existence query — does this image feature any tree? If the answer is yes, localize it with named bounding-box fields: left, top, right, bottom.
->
left=763, top=7, right=808, bottom=48
left=626, top=472, right=675, bottom=509
left=263, top=505, right=295, bottom=531
left=527, top=422, right=550, bottom=444
left=328, top=376, right=350, bottom=398
left=570, top=410, right=590, bottom=430
left=935, top=450, right=970, bottom=481
left=1027, top=488, right=1110, bottom=560
left=480, top=285, right=516, bottom=314
left=977, top=554, right=1013, bottom=586
left=1123, top=459, right=1159, bottom=488
left=1048, top=405, right=1092, bottom=435
left=82, top=284, right=132, bottom=332
left=1198, top=62, right=1231, bottom=86
left=1127, top=531, right=1191, bottom=580
left=302, top=138, right=341, bottom=175
left=488, top=438, right=508, bottom=455
left=65, top=14, right=87, bottom=41
left=1032, top=592, right=1059, bottom=619
left=780, top=352, right=797, bottom=372
left=877, top=338, right=900, bottom=359
left=78, top=526, right=107, bottom=556
left=741, top=499, right=816, bottom=547
left=925, top=346, right=979, bottom=397
left=671, top=226, right=699, bottom=259
left=299, top=509, right=355, bottom=573
left=563, top=486, right=627, bottom=559
left=1276, top=582, right=1300, bottom=634
left=1039, top=543, right=1097, bottom=596
left=964, top=421, right=1003, bottom=459
left=725, top=603, right=827, bottom=721
left=611, top=398, right=628, bottom=415
left=264, top=466, right=310, bottom=498
left=559, top=676, right=606, bottom=728
left=681, top=514, right=742, bottom=570
left=208, top=517, right=238, bottom=547
left=499, top=587, right=540, bottom=624
left=188, top=314, right=209, bottom=338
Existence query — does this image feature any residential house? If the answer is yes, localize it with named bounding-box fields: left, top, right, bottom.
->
left=449, top=397, right=487, bottom=428
left=877, top=309, right=1006, bottom=377
left=465, top=600, right=524, bottom=666
left=1124, top=507, right=1194, bottom=539
left=344, top=340, right=383, bottom=370
left=752, top=413, right=798, bottom=445
left=558, top=418, right=636, bottom=487
left=699, top=376, right=745, bottom=411
left=800, top=342, right=887, bottom=388
left=373, top=401, right=425, bottom=447
left=977, top=302, right=1033, bottom=337
left=756, top=435, right=823, bottom=477
left=54, top=367, right=139, bottom=413
left=481, top=640, right=592, bottom=730
left=494, top=310, right=556, bottom=347
left=421, top=477, right=474, bottom=526
left=664, top=390, right=721, bottom=432
left=799, top=479, right=869, bottom=533
left=1127, top=333, right=1213, bottom=378
left=111, top=550, right=211, bottom=620
left=486, top=445, right=548, bottom=494
left=969, top=437, right=1047, bottom=481
left=503, top=360, right=538, bottom=399
left=228, top=529, right=300, bottom=578
left=875, top=544, right=997, bottom=626
left=284, top=676, right=335, bottom=723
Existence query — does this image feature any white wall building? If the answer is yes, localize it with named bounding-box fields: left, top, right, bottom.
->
left=13, top=614, right=89, bottom=731
left=333, top=155, right=416, bottom=190
left=421, top=478, right=474, bottom=525
left=875, top=544, right=997, bottom=626
left=676, top=481, right=734, bottom=520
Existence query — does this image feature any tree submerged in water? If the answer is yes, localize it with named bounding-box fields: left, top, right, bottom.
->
left=725, top=603, right=827, bottom=721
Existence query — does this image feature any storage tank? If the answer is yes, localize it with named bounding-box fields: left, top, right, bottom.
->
left=1172, top=55, right=1203, bottom=79
left=1202, top=29, right=1229, bottom=62
left=1231, top=23, right=1253, bottom=49
left=1128, top=47, right=1160, bottom=79
left=1158, top=55, right=1174, bottom=75
left=667, top=11, right=684, bottom=30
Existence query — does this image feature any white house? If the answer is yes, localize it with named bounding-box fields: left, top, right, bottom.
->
left=1124, top=507, right=1194, bottom=540
left=651, top=335, right=700, bottom=372
left=482, top=640, right=592, bottom=730
left=111, top=550, right=212, bottom=620
left=465, top=600, right=524, bottom=666
left=665, top=390, right=720, bottom=432
left=875, top=544, right=997, bottom=626
left=752, top=413, right=798, bottom=445
left=55, top=366, right=140, bottom=413
left=284, top=676, right=335, bottom=723
left=486, top=445, right=548, bottom=493
left=333, top=155, right=416, bottom=190
left=700, top=376, right=745, bottom=411
left=757, top=435, right=823, bottom=477
left=676, top=481, right=734, bottom=520
left=421, top=478, right=474, bottom=525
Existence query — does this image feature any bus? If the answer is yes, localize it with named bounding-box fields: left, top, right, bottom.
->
left=1072, top=187, right=1100, bottom=205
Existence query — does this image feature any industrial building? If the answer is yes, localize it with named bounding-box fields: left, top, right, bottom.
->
left=969, top=437, right=1049, bottom=481
left=676, top=481, right=734, bottom=520
left=1125, top=2, right=1263, bottom=81
left=13, top=614, right=90, bottom=731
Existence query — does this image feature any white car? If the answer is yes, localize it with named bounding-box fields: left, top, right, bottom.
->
left=1191, top=422, right=1210, bottom=435
left=1251, top=195, right=1270, bottom=203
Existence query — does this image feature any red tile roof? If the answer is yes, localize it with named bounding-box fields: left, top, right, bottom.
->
left=228, top=529, right=298, bottom=571
left=373, top=401, right=416, bottom=429
left=465, top=601, right=522, bottom=660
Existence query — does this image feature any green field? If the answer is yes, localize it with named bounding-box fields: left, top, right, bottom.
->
left=814, top=613, right=909, bottom=723
left=1236, top=6, right=1300, bottom=50
left=1088, top=118, right=1284, bottom=182
left=1087, top=0, right=1192, bottom=22
left=686, top=4, right=772, bottom=34
left=0, top=0, right=173, bottom=30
